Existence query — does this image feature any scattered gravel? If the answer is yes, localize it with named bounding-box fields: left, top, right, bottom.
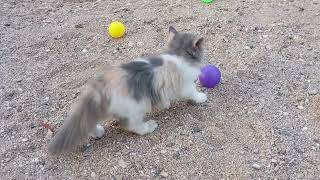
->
left=1, top=0, right=319, bottom=179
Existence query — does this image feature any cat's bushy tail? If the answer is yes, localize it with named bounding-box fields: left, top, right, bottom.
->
left=48, top=85, right=108, bottom=155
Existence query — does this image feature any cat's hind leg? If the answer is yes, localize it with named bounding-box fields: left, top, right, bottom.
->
left=110, top=95, right=158, bottom=135
left=118, top=113, right=158, bottom=135
left=126, top=116, right=158, bottom=135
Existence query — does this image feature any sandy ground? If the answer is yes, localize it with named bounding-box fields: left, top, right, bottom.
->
left=1, top=0, right=320, bottom=179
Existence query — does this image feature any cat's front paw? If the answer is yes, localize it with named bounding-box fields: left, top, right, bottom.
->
left=90, top=124, right=105, bottom=139
left=193, top=92, right=207, bottom=103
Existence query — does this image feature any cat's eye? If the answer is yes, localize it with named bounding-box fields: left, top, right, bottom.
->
left=187, top=50, right=196, bottom=59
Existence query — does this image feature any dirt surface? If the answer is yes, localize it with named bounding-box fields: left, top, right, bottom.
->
left=1, top=0, right=320, bottom=179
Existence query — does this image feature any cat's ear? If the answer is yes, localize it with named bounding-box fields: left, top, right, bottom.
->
left=168, top=26, right=178, bottom=42
left=193, top=37, right=204, bottom=49
left=169, top=26, right=178, bottom=34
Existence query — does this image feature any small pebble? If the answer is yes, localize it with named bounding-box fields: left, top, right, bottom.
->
left=44, top=97, right=50, bottom=102
left=191, top=126, right=201, bottom=134
left=266, top=45, right=272, bottom=50
left=118, top=159, right=128, bottom=168
left=160, top=149, right=167, bottom=154
left=72, top=91, right=80, bottom=99
left=81, top=170, right=87, bottom=176
left=72, top=93, right=77, bottom=98
left=297, top=105, right=304, bottom=110
left=75, top=24, right=84, bottom=28
left=289, top=158, right=296, bottom=165
left=80, top=143, right=91, bottom=152
left=128, top=41, right=134, bottom=47
left=172, top=151, right=181, bottom=160
left=31, top=158, right=40, bottom=164
left=15, top=78, right=23, bottom=83
left=5, top=90, right=15, bottom=99
left=137, top=42, right=144, bottom=47
left=46, top=129, right=53, bottom=140
left=82, top=48, right=88, bottom=53
left=306, top=46, right=313, bottom=50
left=160, top=171, right=169, bottom=177
left=307, top=84, right=318, bottom=95
left=22, top=138, right=28, bottom=142
left=252, top=163, right=262, bottom=170
left=90, top=172, right=96, bottom=178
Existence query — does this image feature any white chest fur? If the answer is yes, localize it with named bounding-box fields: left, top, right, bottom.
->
left=161, top=54, right=200, bottom=82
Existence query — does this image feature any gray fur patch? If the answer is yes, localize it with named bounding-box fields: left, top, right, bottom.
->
left=167, top=27, right=204, bottom=64
left=121, top=57, right=163, bottom=105
left=147, top=56, right=163, bottom=66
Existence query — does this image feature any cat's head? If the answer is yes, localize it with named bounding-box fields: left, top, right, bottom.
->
left=166, top=26, right=206, bottom=65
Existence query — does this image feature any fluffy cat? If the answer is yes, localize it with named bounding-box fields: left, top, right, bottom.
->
left=48, top=26, right=208, bottom=154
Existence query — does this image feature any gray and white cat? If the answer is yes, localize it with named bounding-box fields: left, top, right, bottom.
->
left=48, top=26, right=208, bottom=154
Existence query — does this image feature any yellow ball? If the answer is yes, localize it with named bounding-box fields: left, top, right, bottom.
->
left=108, top=21, right=126, bottom=38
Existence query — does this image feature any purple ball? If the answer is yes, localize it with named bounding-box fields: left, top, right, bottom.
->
left=199, top=65, right=221, bottom=88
